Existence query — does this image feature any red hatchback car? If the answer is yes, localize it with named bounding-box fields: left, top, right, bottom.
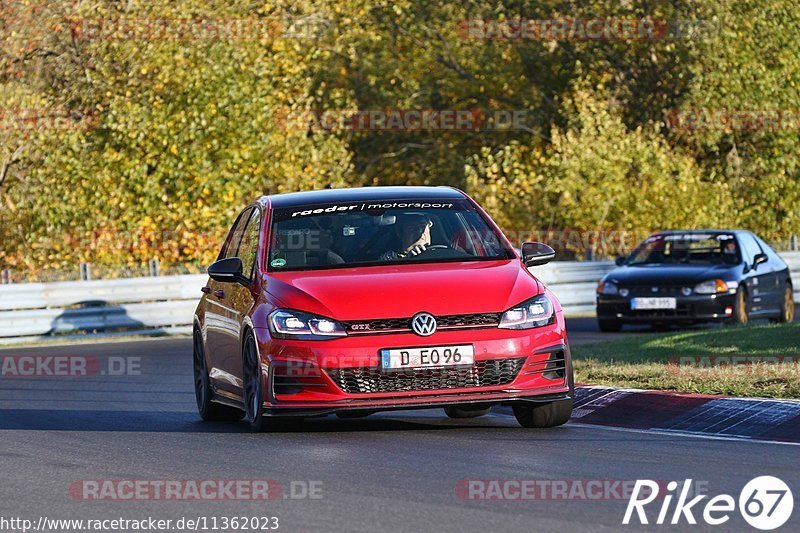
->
left=193, top=186, right=573, bottom=430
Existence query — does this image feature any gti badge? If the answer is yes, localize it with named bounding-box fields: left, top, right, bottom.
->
left=411, top=312, right=437, bottom=336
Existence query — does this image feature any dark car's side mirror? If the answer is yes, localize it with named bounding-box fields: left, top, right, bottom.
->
left=208, top=257, right=248, bottom=285
left=753, top=253, right=768, bottom=267
left=615, top=255, right=627, bottom=266
left=521, top=242, right=556, bottom=267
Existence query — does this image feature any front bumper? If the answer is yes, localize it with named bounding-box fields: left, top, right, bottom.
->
left=262, top=391, right=573, bottom=417
left=597, top=291, right=737, bottom=323
left=252, top=313, right=571, bottom=416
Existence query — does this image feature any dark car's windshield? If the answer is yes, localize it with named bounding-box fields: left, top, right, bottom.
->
left=268, top=199, right=513, bottom=271
left=626, top=233, right=741, bottom=266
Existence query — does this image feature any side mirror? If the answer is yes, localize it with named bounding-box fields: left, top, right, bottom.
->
left=521, top=242, right=556, bottom=267
left=208, top=257, right=247, bottom=284
left=615, top=255, right=627, bottom=266
left=753, top=253, right=768, bottom=268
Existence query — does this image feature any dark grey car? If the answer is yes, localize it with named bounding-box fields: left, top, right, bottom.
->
left=596, top=230, right=794, bottom=331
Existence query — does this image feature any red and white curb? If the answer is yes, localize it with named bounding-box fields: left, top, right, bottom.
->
left=505, top=386, right=800, bottom=444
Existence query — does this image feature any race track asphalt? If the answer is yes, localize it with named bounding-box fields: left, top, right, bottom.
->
left=0, top=326, right=797, bottom=532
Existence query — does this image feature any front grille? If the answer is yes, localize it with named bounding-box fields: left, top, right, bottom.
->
left=342, top=312, right=502, bottom=334
left=437, top=312, right=502, bottom=328
left=623, top=285, right=685, bottom=296
left=607, top=302, right=695, bottom=318
left=326, top=358, right=525, bottom=394
left=631, top=305, right=694, bottom=318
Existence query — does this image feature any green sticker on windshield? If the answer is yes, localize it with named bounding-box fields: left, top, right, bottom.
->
left=271, top=258, right=286, bottom=268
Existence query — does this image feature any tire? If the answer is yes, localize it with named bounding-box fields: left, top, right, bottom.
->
left=597, top=318, right=622, bottom=332
left=777, top=285, right=795, bottom=323
left=444, top=405, right=492, bottom=419
left=731, top=286, right=749, bottom=326
left=242, top=331, right=269, bottom=431
left=193, top=330, right=244, bottom=422
left=513, top=354, right=574, bottom=428
left=241, top=331, right=303, bottom=432
left=512, top=399, right=573, bottom=428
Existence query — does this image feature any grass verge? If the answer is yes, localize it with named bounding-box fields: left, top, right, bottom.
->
left=572, top=322, right=800, bottom=398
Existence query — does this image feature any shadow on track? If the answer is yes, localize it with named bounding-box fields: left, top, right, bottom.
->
left=0, top=408, right=487, bottom=433
left=0, top=408, right=734, bottom=448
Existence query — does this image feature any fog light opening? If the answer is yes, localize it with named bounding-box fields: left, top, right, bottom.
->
left=271, top=360, right=325, bottom=396
left=542, top=350, right=566, bottom=381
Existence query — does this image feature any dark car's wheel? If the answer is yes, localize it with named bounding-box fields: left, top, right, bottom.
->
left=193, top=331, right=243, bottom=421
left=597, top=318, right=623, bottom=332
left=731, top=286, right=749, bottom=326
left=777, top=286, right=795, bottom=323
left=513, top=356, right=574, bottom=428
left=444, top=404, right=493, bottom=419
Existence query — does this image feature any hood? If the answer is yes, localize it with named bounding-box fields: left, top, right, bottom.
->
left=604, top=263, right=742, bottom=285
left=266, top=260, right=540, bottom=320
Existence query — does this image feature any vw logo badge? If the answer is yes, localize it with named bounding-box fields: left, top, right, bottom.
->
left=411, top=312, right=437, bottom=336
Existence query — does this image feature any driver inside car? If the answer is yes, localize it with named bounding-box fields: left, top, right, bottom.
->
left=380, top=214, right=433, bottom=260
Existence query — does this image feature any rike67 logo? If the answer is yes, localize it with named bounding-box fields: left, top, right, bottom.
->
left=624, top=476, right=794, bottom=530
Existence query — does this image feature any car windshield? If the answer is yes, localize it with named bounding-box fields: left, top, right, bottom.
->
left=268, top=199, right=513, bottom=271
left=626, top=233, right=741, bottom=266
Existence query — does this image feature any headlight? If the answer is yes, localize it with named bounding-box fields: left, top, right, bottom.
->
left=693, top=279, right=728, bottom=295
left=597, top=281, right=619, bottom=295
left=498, top=294, right=554, bottom=329
left=269, top=309, right=347, bottom=339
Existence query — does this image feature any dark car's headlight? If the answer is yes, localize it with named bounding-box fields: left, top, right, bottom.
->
left=498, top=295, right=554, bottom=329
left=269, top=309, right=347, bottom=339
left=597, top=281, right=619, bottom=295
left=693, top=279, right=728, bottom=295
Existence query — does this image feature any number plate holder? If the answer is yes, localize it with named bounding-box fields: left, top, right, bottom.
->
left=380, top=345, right=475, bottom=371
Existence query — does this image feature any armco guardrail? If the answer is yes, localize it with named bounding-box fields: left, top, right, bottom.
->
left=0, top=253, right=798, bottom=343
left=0, top=274, right=206, bottom=343
left=532, top=260, right=615, bottom=315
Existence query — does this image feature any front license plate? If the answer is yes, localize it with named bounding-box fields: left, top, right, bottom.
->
left=380, top=345, right=474, bottom=371
left=631, top=297, right=677, bottom=310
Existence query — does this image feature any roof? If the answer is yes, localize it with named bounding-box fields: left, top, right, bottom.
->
left=653, top=229, right=744, bottom=235
left=261, top=186, right=466, bottom=209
